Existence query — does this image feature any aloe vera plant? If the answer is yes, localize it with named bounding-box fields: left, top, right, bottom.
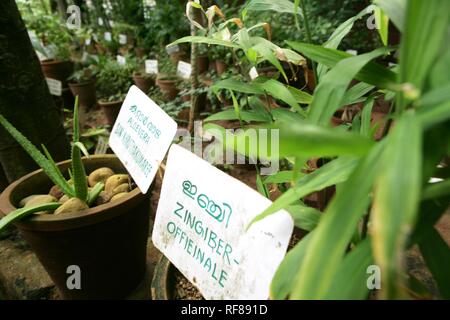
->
left=0, top=97, right=104, bottom=232
left=176, top=0, right=450, bottom=299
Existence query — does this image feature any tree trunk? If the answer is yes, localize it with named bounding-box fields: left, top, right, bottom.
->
left=56, top=0, right=68, bottom=21
left=0, top=0, right=71, bottom=183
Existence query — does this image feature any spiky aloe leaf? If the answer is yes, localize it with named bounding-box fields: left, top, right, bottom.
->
left=87, top=182, right=104, bottom=206
left=0, top=203, right=61, bottom=232
left=41, top=144, right=75, bottom=195
left=0, top=114, right=74, bottom=197
left=71, top=96, right=88, bottom=202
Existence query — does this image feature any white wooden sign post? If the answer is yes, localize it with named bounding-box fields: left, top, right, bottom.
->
left=152, top=144, right=294, bottom=300
left=145, top=59, right=158, bottom=74
left=177, top=61, right=192, bottom=79
left=109, top=86, right=177, bottom=194
left=46, top=78, right=62, bottom=96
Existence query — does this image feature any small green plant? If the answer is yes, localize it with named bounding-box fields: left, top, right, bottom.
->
left=96, top=57, right=133, bottom=102
left=69, top=64, right=99, bottom=84
left=0, top=98, right=104, bottom=232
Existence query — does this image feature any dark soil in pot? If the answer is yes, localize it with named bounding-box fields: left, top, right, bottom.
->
left=133, top=73, right=155, bottom=94
left=98, top=99, right=123, bottom=126
left=40, top=59, right=73, bottom=86
left=151, top=255, right=203, bottom=300
left=0, top=155, right=150, bottom=299
left=68, top=81, right=96, bottom=108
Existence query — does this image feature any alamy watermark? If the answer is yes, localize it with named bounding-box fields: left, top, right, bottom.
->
left=66, top=265, right=81, bottom=290
left=66, top=5, right=81, bottom=30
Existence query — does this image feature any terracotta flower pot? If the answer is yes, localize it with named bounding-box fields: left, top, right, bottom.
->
left=68, top=80, right=96, bottom=108
left=98, top=99, right=124, bottom=126
left=134, top=47, right=147, bottom=58
left=169, top=52, right=186, bottom=65
left=197, top=55, right=209, bottom=74
left=132, top=73, right=155, bottom=94
left=156, top=77, right=179, bottom=101
left=0, top=155, right=150, bottom=299
left=40, top=59, right=73, bottom=86
left=215, top=60, right=227, bottom=75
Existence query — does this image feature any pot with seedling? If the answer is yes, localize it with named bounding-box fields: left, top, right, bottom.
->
left=156, top=58, right=179, bottom=101
left=0, top=98, right=150, bottom=299
left=68, top=64, right=99, bottom=109
left=96, top=57, right=133, bottom=126
left=130, top=56, right=156, bottom=94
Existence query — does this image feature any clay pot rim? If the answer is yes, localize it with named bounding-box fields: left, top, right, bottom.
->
left=68, top=79, right=96, bottom=87
left=157, top=77, right=178, bottom=84
left=98, top=99, right=124, bottom=106
left=0, top=155, right=145, bottom=231
left=41, top=59, right=71, bottom=65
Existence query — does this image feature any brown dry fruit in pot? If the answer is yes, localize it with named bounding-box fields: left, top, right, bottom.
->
left=59, top=195, right=70, bottom=204
left=24, top=195, right=58, bottom=215
left=88, top=167, right=115, bottom=187
left=112, top=183, right=130, bottom=195
left=105, top=174, right=129, bottom=193
left=19, top=194, right=49, bottom=207
left=54, top=198, right=88, bottom=215
left=49, top=185, right=64, bottom=199
left=95, top=191, right=112, bottom=206
left=110, top=192, right=129, bottom=202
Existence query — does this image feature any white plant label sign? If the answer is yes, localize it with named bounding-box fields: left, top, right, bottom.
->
left=145, top=59, right=158, bottom=74
left=46, top=78, right=62, bottom=96
left=98, top=17, right=104, bottom=26
left=177, top=61, right=192, bottom=79
left=119, top=34, right=127, bottom=45
left=166, top=44, right=180, bottom=55
left=95, top=136, right=109, bottom=155
left=117, top=55, right=126, bottom=66
left=104, top=32, right=112, bottom=42
left=249, top=67, right=259, bottom=80
left=152, top=144, right=294, bottom=300
left=109, top=86, right=177, bottom=194
left=85, top=38, right=92, bottom=46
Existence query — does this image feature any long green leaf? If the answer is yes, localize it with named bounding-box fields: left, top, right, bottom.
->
left=0, top=203, right=61, bottom=232
left=373, top=0, right=406, bottom=32
left=71, top=98, right=88, bottom=202
left=342, top=82, right=375, bottom=106
left=204, top=109, right=271, bottom=123
left=274, top=120, right=374, bottom=158
left=290, top=141, right=385, bottom=299
left=317, top=5, right=374, bottom=79
left=324, top=238, right=373, bottom=300
left=398, top=0, right=450, bottom=111
left=372, top=113, right=422, bottom=299
left=374, top=7, right=389, bottom=46
left=288, top=204, right=322, bottom=232
left=212, top=78, right=263, bottom=95
left=287, top=42, right=397, bottom=89
left=419, top=227, right=450, bottom=299
left=250, top=156, right=359, bottom=225
left=242, top=0, right=302, bottom=16
left=169, top=36, right=239, bottom=48
left=306, top=46, right=392, bottom=126
left=270, top=232, right=313, bottom=300
left=0, top=114, right=74, bottom=197
left=361, top=97, right=375, bottom=137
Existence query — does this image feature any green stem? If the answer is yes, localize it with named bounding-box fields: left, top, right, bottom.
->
left=299, top=0, right=318, bottom=83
